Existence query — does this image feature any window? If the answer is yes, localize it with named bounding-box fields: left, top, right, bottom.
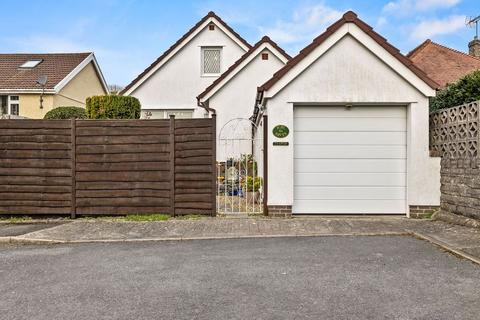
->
left=142, top=109, right=193, bottom=119
left=208, top=24, right=215, bottom=31
left=0, top=96, right=7, bottom=115
left=201, top=47, right=221, bottom=75
left=19, top=59, right=43, bottom=69
left=10, top=104, right=19, bottom=116
left=262, top=53, right=269, bottom=60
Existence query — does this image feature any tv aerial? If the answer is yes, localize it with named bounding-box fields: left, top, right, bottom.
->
left=466, top=15, right=480, bottom=39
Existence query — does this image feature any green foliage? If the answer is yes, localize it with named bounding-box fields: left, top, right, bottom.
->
left=430, top=70, right=480, bottom=112
left=242, top=176, right=263, bottom=192
left=43, top=106, right=87, bottom=119
left=86, top=95, right=141, bottom=119
left=124, top=214, right=170, bottom=221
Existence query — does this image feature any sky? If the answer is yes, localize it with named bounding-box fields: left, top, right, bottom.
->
left=0, top=0, right=478, bottom=87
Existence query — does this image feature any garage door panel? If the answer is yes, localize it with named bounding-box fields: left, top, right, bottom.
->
left=294, top=106, right=407, bottom=118
left=293, top=200, right=406, bottom=214
left=295, top=172, right=406, bottom=187
left=294, top=186, right=406, bottom=200
left=294, top=145, right=406, bottom=159
left=294, top=131, right=406, bottom=145
left=294, top=159, right=406, bottom=173
left=293, top=106, right=407, bottom=214
left=294, top=117, right=406, bottom=132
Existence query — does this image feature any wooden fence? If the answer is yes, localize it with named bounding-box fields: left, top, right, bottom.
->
left=0, top=117, right=216, bottom=217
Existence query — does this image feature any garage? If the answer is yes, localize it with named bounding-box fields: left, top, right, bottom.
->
left=293, top=105, right=407, bottom=214
left=252, top=11, right=441, bottom=217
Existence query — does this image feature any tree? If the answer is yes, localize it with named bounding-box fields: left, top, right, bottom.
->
left=430, top=70, right=480, bottom=112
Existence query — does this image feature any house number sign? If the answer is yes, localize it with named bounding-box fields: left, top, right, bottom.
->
left=272, top=125, right=289, bottom=138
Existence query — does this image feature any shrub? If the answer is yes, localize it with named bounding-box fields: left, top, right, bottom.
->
left=44, top=106, right=87, bottom=119
left=430, top=70, right=480, bottom=112
left=242, top=176, right=263, bottom=192
left=86, top=95, right=141, bottom=119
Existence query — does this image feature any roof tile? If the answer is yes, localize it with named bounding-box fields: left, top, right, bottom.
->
left=407, top=39, right=480, bottom=88
left=0, top=53, right=91, bottom=90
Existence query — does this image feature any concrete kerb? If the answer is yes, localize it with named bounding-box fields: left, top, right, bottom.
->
left=2, top=230, right=479, bottom=266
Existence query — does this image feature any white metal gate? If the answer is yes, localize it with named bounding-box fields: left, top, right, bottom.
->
left=217, top=118, right=264, bottom=215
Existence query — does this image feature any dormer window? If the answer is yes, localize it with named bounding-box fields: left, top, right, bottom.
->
left=19, top=59, right=43, bottom=69
left=201, top=47, right=222, bottom=75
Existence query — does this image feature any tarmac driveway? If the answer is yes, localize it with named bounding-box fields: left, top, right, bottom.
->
left=1, top=236, right=479, bottom=320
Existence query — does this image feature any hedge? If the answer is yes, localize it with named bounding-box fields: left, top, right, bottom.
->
left=430, top=70, right=480, bottom=112
left=86, top=95, right=141, bottom=119
left=44, top=106, right=87, bottom=119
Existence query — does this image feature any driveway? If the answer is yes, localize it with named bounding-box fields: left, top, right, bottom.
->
left=1, top=236, right=479, bottom=320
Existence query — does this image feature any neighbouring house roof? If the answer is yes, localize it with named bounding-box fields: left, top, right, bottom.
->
left=120, top=11, right=252, bottom=96
left=258, top=11, right=439, bottom=93
left=0, top=52, right=108, bottom=93
left=407, top=39, right=480, bottom=88
left=197, top=36, right=291, bottom=103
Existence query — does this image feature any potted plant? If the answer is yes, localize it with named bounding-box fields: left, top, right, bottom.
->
left=242, top=176, right=262, bottom=204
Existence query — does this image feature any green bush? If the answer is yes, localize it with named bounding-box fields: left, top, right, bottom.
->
left=86, top=95, right=141, bottom=119
left=430, top=70, right=480, bottom=112
left=44, top=106, right=87, bottom=119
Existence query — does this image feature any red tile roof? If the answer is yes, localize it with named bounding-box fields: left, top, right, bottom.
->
left=259, top=11, right=439, bottom=92
left=197, top=36, right=291, bottom=101
left=0, top=53, right=91, bottom=90
left=120, top=11, right=251, bottom=95
left=407, top=39, right=480, bottom=88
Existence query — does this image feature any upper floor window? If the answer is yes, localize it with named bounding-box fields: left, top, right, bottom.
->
left=201, top=47, right=221, bottom=75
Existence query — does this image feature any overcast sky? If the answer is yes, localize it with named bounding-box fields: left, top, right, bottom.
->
left=0, top=0, right=477, bottom=86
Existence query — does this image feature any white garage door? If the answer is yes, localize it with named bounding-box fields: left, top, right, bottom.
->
left=293, top=106, right=407, bottom=214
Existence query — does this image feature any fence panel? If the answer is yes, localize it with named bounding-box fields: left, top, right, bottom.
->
left=0, top=120, right=72, bottom=215
left=0, top=118, right=216, bottom=216
left=430, top=101, right=479, bottom=158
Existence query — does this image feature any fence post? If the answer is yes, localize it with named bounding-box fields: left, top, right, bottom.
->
left=70, top=119, right=76, bottom=219
left=169, top=115, right=176, bottom=217
left=263, top=115, right=268, bottom=216
left=211, top=114, right=217, bottom=216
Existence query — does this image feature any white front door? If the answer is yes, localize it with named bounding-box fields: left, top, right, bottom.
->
left=293, top=105, right=407, bottom=214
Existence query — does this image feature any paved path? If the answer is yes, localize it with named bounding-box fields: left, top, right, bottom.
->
left=1, top=236, right=479, bottom=320
left=2, top=217, right=480, bottom=263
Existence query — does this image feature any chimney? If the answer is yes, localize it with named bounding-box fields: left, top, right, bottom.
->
left=469, top=38, right=480, bottom=58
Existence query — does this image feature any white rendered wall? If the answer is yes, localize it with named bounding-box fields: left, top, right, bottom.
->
left=209, top=48, right=286, bottom=160
left=265, top=35, right=440, bottom=210
left=129, top=24, right=246, bottom=118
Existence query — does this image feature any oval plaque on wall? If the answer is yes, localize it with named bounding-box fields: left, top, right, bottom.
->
left=272, top=125, right=289, bottom=138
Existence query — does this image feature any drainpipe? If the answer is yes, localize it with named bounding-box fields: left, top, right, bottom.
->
left=197, top=97, right=216, bottom=116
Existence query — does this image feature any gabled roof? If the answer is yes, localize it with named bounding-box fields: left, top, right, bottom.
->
left=197, top=36, right=291, bottom=102
left=120, top=11, right=252, bottom=96
left=258, top=11, right=439, bottom=94
left=407, top=39, right=480, bottom=88
left=0, top=52, right=108, bottom=93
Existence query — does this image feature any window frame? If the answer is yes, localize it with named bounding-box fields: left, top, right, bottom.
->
left=201, top=46, right=222, bottom=76
left=8, top=95, right=19, bottom=115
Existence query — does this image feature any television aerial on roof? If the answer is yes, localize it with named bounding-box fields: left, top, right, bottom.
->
left=466, top=15, right=480, bottom=40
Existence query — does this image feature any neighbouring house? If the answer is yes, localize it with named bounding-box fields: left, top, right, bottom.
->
left=197, top=36, right=291, bottom=160
left=121, top=11, right=251, bottom=119
left=0, top=53, right=108, bottom=119
left=407, top=39, right=480, bottom=88
left=252, top=11, right=441, bottom=216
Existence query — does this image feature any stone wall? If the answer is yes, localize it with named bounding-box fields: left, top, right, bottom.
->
left=430, top=101, right=480, bottom=221
left=440, top=158, right=480, bottom=220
